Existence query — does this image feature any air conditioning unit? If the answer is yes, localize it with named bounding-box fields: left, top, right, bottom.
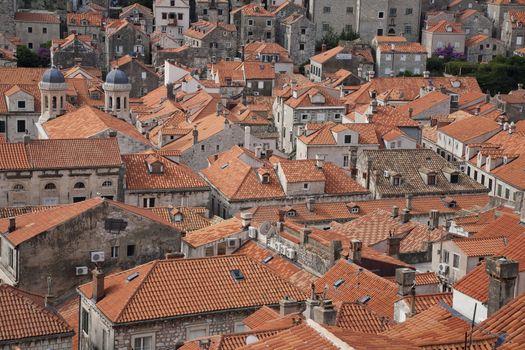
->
left=253, top=91, right=260, bottom=96
left=286, top=248, right=296, bottom=260
left=91, top=251, right=105, bottom=263
left=383, top=170, right=390, bottom=178
left=438, top=263, right=449, bottom=275
left=227, top=237, right=239, bottom=248
left=76, top=266, right=89, bottom=276
left=280, top=245, right=287, bottom=255
left=248, top=226, right=257, bottom=239
left=275, top=242, right=282, bottom=252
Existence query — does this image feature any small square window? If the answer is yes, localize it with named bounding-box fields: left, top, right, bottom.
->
left=28, top=43, right=33, bottom=49
left=201, top=145, right=205, bottom=151
left=378, top=11, right=384, bottom=19
left=344, top=135, right=352, bottom=144
left=266, top=20, right=272, bottom=26
left=42, top=27, right=47, bottom=34
left=303, top=183, right=309, bottom=190
left=28, top=27, right=33, bottom=33
left=346, top=7, right=353, bottom=14
left=323, top=6, right=331, bottom=13
left=16, top=120, right=26, bottom=133
left=299, top=43, right=305, bottom=50
left=127, top=244, right=135, bottom=257
left=177, top=13, right=183, bottom=20
left=405, top=8, right=413, bottom=15
left=248, top=19, right=254, bottom=26
left=453, top=254, right=460, bottom=268
left=17, top=100, right=26, bottom=109
left=111, top=246, right=119, bottom=258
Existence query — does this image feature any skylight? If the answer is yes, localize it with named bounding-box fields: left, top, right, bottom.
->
left=230, top=269, right=245, bottom=281
left=334, top=278, right=345, bottom=288
left=263, top=256, right=273, bottom=264
left=127, top=272, right=139, bottom=282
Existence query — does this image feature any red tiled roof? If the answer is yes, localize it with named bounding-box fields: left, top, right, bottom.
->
left=0, top=284, right=73, bottom=342
left=453, top=236, right=508, bottom=257
left=378, top=42, right=427, bottom=54
left=425, top=20, right=464, bottom=34
left=439, top=116, right=500, bottom=142
left=243, top=305, right=280, bottom=329
left=67, top=12, right=103, bottom=26
left=15, top=11, right=60, bottom=24
left=43, top=105, right=149, bottom=144
left=310, top=46, right=345, bottom=64
left=315, top=260, right=398, bottom=319
left=231, top=4, right=274, bottom=17
left=122, top=153, right=208, bottom=191
left=183, top=217, right=242, bottom=247
left=335, top=302, right=393, bottom=334
left=399, top=292, right=452, bottom=314
left=57, top=297, right=80, bottom=350
left=78, top=255, right=307, bottom=323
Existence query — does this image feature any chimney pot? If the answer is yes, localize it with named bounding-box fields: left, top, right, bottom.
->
left=240, top=211, right=253, bottom=228
left=306, top=197, right=315, bottom=212
left=405, top=194, right=413, bottom=211
left=8, top=217, right=16, bottom=232
left=313, top=299, right=337, bottom=325
left=429, top=209, right=439, bottom=230
left=387, top=235, right=402, bottom=257
left=279, top=297, right=300, bottom=316
left=391, top=206, right=399, bottom=218
left=315, top=154, right=325, bottom=169
left=400, top=208, right=411, bottom=224
left=395, top=268, right=415, bottom=296
left=350, top=239, right=362, bottom=263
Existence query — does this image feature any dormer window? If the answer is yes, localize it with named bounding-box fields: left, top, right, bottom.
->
left=392, top=175, right=401, bottom=186
left=81, top=20, right=88, bottom=26
left=344, top=135, right=352, bottom=144
left=262, top=174, right=270, bottom=183
left=428, top=174, right=437, bottom=185
left=450, top=173, right=459, bottom=183
left=174, top=213, right=183, bottom=222
left=347, top=203, right=360, bottom=213
left=17, top=101, right=26, bottom=109
left=146, top=155, right=164, bottom=174
left=286, top=209, right=296, bottom=217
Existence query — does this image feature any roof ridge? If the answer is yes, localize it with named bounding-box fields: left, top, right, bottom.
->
left=115, top=259, right=159, bottom=322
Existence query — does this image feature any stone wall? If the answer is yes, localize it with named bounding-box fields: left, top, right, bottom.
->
left=5, top=335, right=73, bottom=350
left=0, top=0, right=17, bottom=36
left=15, top=203, right=181, bottom=296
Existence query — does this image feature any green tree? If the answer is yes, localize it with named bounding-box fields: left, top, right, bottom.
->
left=16, top=45, right=41, bottom=67
left=315, top=26, right=340, bottom=51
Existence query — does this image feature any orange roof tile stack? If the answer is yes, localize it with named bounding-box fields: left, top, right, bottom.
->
left=78, top=255, right=307, bottom=323
left=0, top=284, right=73, bottom=342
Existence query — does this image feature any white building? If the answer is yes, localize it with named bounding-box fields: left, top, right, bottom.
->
left=153, top=0, right=190, bottom=46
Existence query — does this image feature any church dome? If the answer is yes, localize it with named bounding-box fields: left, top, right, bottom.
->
left=41, top=67, right=65, bottom=84
left=105, top=68, right=129, bottom=84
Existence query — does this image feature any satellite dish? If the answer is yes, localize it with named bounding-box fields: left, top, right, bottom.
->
left=245, top=335, right=258, bottom=345
left=259, top=221, right=272, bottom=236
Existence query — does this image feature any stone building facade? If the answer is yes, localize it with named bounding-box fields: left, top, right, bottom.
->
left=153, top=0, right=190, bottom=45
left=111, top=55, right=160, bottom=98
left=0, top=138, right=123, bottom=207
left=459, top=10, right=492, bottom=39
left=230, top=4, right=275, bottom=45
left=15, top=11, right=61, bottom=50
left=488, top=0, right=525, bottom=37
left=281, top=13, right=316, bottom=66
left=105, top=19, right=151, bottom=71
left=376, top=42, right=427, bottom=76
left=0, top=0, right=17, bottom=36
left=465, top=35, right=506, bottom=63
left=0, top=198, right=181, bottom=297
left=501, top=11, right=525, bottom=55
left=307, top=0, right=421, bottom=43
left=51, top=34, right=100, bottom=69
left=196, top=0, right=229, bottom=23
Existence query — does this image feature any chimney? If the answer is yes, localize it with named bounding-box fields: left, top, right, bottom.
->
left=387, top=234, right=402, bottom=257
left=300, top=226, right=311, bottom=244
left=395, top=268, right=415, bottom=296
left=240, top=211, right=253, bottom=228
left=329, top=240, right=342, bottom=264
left=485, top=256, right=519, bottom=316
left=321, top=43, right=327, bottom=52
left=400, top=208, right=411, bottom=224
left=255, top=146, right=263, bottom=159
left=518, top=83, right=523, bottom=90
left=391, top=206, right=399, bottom=218
left=429, top=209, right=439, bottom=230
left=192, top=126, right=198, bottom=145
left=23, top=134, right=31, bottom=144
left=165, top=252, right=184, bottom=259
left=313, top=299, right=337, bottom=325
left=91, top=268, right=105, bottom=303
left=405, top=194, right=413, bottom=211
left=303, top=297, right=321, bottom=320
left=8, top=217, right=16, bottom=232
left=408, top=107, right=413, bottom=119
left=306, top=197, right=315, bottom=212
left=279, top=296, right=300, bottom=316
left=349, top=239, right=362, bottom=263
left=315, top=154, right=325, bottom=169
left=244, top=126, right=252, bottom=151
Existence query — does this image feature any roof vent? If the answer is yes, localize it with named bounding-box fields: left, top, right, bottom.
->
left=127, top=272, right=139, bottom=282
left=231, top=269, right=245, bottom=281
left=334, top=278, right=345, bottom=288
left=220, top=163, right=229, bottom=169
left=263, top=256, right=273, bottom=264
left=358, top=295, right=371, bottom=304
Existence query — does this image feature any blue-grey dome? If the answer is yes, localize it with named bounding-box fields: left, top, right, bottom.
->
left=42, top=67, right=65, bottom=84
left=105, top=68, right=129, bottom=84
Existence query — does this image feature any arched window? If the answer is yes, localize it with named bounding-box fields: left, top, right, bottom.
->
left=116, top=97, right=121, bottom=110
left=52, top=96, right=57, bottom=109
left=124, top=97, right=127, bottom=109
left=74, top=182, right=86, bottom=189
left=109, top=96, right=113, bottom=109
left=60, top=96, right=63, bottom=109
left=102, top=180, right=112, bottom=187
left=13, top=184, right=24, bottom=191
left=44, top=183, right=56, bottom=190
left=44, top=95, right=49, bottom=109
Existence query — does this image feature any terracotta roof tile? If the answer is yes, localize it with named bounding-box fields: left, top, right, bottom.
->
left=15, top=11, right=60, bottom=24
left=150, top=206, right=215, bottom=232
left=378, top=42, right=427, bottom=54
left=43, top=105, right=149, bottom=144
left=298, top=122, right=379, bottom=145
left=399, top=292, right=452, bottom=314
left=78, top=255, right=307, bottom=323
left=425, top=20, right=464, bottom=33
left=67, top=12, right=103, bottom=26
left=0, top=284, right=73, bottom=342
left=453, top=236, right=508, bottom=257
left=122, top=153, right=208, bottom=191
left=243, top=305, right=280, bottom=329
left=57, top=297, right=79, bottom=350
left=415, top=271, right=441, bottom=286
left=231, top=4, right=274, bottom=17
left=310, top=46, right=345, bottom=64
left=183, top=217, right=242, bottom=247
left=439, top=116, right=500, bottom=142
left=335, top=302, right=393, bottom=333
left=315, top=260, right=398, bottom=319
